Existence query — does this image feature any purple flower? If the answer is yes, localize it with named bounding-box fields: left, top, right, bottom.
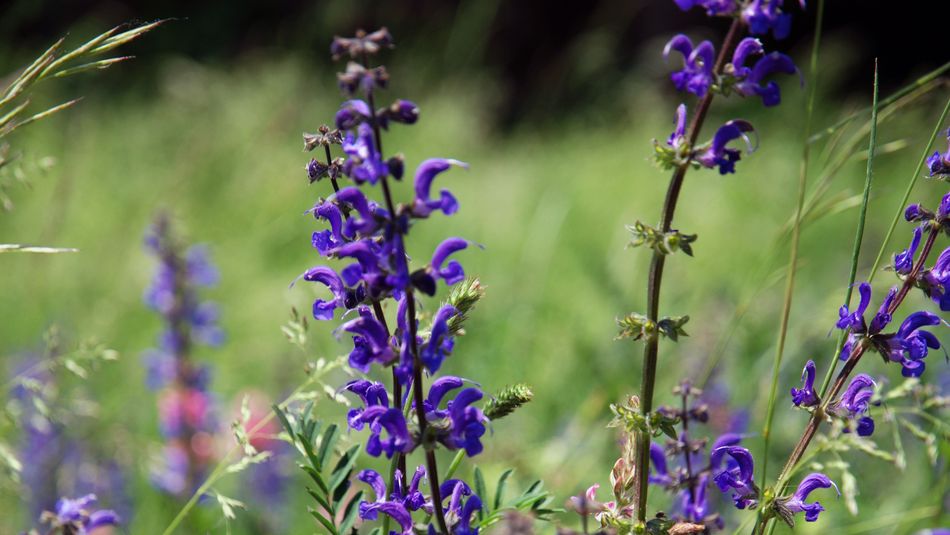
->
left=680, top=475, right=714, bottom=526
left=143, top=217, right=220, bottom=496
left=379, top=99, right=420, bottom=128
left=939, top=192, right=950, bottom=220
left=779, top=473, right=839, bottom=523
left=712, top=446, right=758, bottom=509
left=922, top=246, right=950, bottom=311
left=342, top=123, right=389, bottom=185
left=883, top=311, right=943, bottom=377
left=310, top=201, right=347, bottom=256
left=412, top=238, right=469, bottom=296
left=357, top=467, right=431, bottom=534
left=335, top=99, right=371, bottom=130
left=335, top=187, right=384, bottom=237
left=394, top=466, right=428, bottom=511
left=730, top=44, right=800, bottom=107
left=411, top=159, right=467, bottom=217
left=667, top=103, right=688, bottom=151
left=49, top=494, right=120, bottom=533
left=344, top=379, right=390, bottom=430
left=353, top=405, right=413, bottom=458
left=927, top=128, right=950, bottom=178
left=695, top=120, right=756, bottom=174
left=672, top=0, right=737, bottom=16
left=894, top=227, right=923, bottom=275
left=420, top=377, right=487, bottom=456
left=419, top=305, right=459, bottom=373
left=446, top=388, right=488, bottom=456
left=648, top=442, right=673, bottom=486
left=437, top=480, right=482, bottom=535
left=341, top=306, right=396, bottom=372
left=833, top=374, right=875, bottom=436
left=358, top=470, right=414, bottom=535
left=186, top=245, right=220, bottom=287
left=742, top=0, right=799, bottom=40
left=298, top=266, right=348, bottom=321
left=904, top=203, right=932, bottom=223
left=664, top=34, right=716, bottom=98
left=836, top=282, right=872, bottom=333
left=790, top=359, right=819, bottom=407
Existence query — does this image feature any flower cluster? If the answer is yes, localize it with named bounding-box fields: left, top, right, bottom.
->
left=674, top=0, right=803, bottom=39
left=927, top=128, right=950, bottom=178
left=647, top=382, right=746, bottom=529
left=35, top=494, right=119, bottom=535
left=10, top=354, right=131, bottom=525
left=298, top=28, right=489, bottom=533
left=143, top=215, right=222, bottom=496
left=818, top=190, right=950, bottom=379
left=655, top=9, right=800, bottom=175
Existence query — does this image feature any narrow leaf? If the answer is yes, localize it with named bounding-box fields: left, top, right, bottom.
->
left=494, top=469, right=514, bottom=511
left=318, top=423, right=339, bottom=471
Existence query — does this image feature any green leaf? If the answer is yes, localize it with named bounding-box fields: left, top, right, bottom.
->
left=318, top=424, right=339, bottom=471
left=309, top=508, right=337, bottom=535
left=329, top=445, right=360, bottom=496
left=303, top=465, right=330, bottom=496
left=339, top=490, right=364, bottom=535
left=841, top=469, right=859, bottom=516
left=272, top=404, right=294, bottom=437
left=473, top=467, right=487, bottom=521
left=494, top=469, right=514, bottom=511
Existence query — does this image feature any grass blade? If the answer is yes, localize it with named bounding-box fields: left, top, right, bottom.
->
left=758, top=0, right=826, bottom=488
left=817, top=61, right=881, bottom=397
left=0, top=244, right=79, bottom=254
left=809, top=60, right=950, bottom=144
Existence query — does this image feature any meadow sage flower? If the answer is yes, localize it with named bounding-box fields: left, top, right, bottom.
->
left=927, top=128, right=950, bottom=178
left=776, top=473, right=838, bottom=523
left=790, top=359, right=818, bottom=407
left=712, top=446, right=758, bottom=509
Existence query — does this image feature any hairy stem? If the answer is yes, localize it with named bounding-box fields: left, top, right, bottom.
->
left=633, top=16, right=744, bottom=525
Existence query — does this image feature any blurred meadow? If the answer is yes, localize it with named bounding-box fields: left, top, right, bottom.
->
left=1, top=1, right=949, bottom=533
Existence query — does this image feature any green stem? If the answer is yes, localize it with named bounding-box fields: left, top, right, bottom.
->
left=817, top=60, right=880, bottom=398
left=757, top=0, right=826, bottom=488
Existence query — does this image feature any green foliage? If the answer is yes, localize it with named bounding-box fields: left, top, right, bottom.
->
left=626, top=221, right=696, bottom=257
left=473, top=466, right=561, bottom=529
left=274, top=403, right=363, bottom=535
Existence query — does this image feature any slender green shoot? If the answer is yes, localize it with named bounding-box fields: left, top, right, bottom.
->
left=757, top=0, right=825, bottom=486
left=817, top=62, right=881, bottom=397
left=866, top=95, right=950, bottom=281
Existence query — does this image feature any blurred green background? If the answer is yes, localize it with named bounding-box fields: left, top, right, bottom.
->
left=1, top=1, right=949, bottom=533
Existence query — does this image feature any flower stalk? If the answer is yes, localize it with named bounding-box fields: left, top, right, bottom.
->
left=633, top=16, right=744, bottom=525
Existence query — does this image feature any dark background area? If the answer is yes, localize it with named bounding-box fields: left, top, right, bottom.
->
left=3, top=0, right=948, bottom=128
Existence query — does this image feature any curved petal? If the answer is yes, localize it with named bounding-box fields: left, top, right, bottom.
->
left=731, top=37, right=763, bottom=70
left=358, top=469, right=389, bottom=502
left=663, top=34, right=693, bottom=61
